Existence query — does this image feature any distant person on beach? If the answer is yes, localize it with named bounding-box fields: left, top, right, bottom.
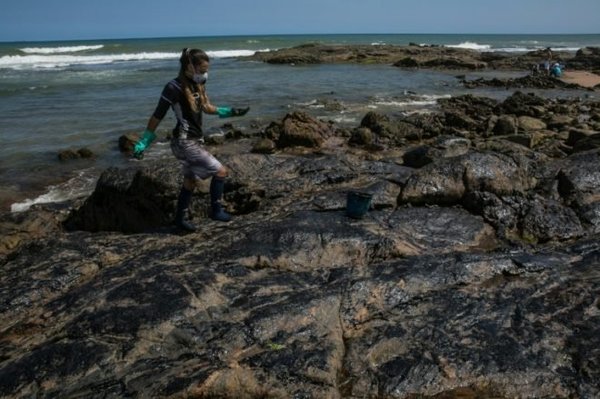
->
left=543, top=47, right=553, bottom=75
left=133, top=48, right=249, bottom=231
left=550, top=61, right=563, bottom=78
left=532, top=47, right=553, bottom=76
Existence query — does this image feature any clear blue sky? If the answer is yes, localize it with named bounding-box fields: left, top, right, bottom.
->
left=1, top=0, right=599, bottom=42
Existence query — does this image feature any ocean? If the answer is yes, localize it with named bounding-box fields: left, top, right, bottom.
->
left=2, top=33, right=600, bottom=213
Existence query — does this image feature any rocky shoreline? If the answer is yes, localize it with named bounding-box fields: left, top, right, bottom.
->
left=247, top=44, right=600, bottom=91
left=248, top=44, right=600, bottom=71
left=2, top=52, right=600, bottom=398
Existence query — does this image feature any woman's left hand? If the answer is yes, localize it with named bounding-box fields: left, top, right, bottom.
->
left=231, top=107, right=250, bottom=116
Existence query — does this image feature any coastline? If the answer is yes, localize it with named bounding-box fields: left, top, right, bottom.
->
left=245, top=42, right=589, bottom=69
left=3, top=43, right=595, bottom=216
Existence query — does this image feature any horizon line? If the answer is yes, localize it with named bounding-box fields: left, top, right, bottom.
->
left=2, top=31, right=600, bottom=45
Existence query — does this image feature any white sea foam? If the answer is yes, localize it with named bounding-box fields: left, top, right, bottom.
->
left=0, top=48, right=268, bottom=70
left=446, top=41, right=581, bottom=53
left=0, top=52, right=178, bottom=70
left=446, top=41, right=492, bottom=51
left=20, top=45, right=104, bottom=54
left=206, top=49, right=267, bottom=58
left=330, top=115, right=358, bottom=124
left=295, top=99, right=322, bottom=107
left=491, top=47, right=537, bottom=53
left=11, top=190, right=65, bottom=213
left=490, top=46, right=581, bottom=53
left=10, top=171, right=96, bottom=213
left=372, top=94, right=451, bottom=107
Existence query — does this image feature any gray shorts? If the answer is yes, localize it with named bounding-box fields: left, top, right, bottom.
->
left=170, top=138, right=222, bottom=180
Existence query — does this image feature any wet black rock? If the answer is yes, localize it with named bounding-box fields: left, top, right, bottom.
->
left=63, top=161, right=182, bottom=233
left=264, top=111, right=334, bottom=148
left=462, top=74, right=589, bottom=90
left=58, top=147, right=95, bottom=161
left=567, top=47, right=600, bottom=70
left=3, top=97, right=600, bottom=398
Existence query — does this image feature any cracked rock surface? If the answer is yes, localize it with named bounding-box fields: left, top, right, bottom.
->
left=2, top=97, right=600, bottom=398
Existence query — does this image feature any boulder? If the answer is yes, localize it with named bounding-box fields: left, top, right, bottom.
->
left=462, top=191, right=523, bottom=238
left=360, top=112, right=422, bottom=145
left=118, top=132, right=140, bottom=153
left=518, top=116, right=547, bottom=132
left=402, top=137, right=471, bottom=168
left=57, top=149, right=79, bottom=161
left=399, top=159, right=466, bottom=205
left=402, top=112, right=445, bottom=138
left=557, top=149, right=600, bottom=214
left=444, top=111, right=479, bottom=131
left=520, top=196, right=584, bottom=243
left=251, top=138, right=276, bottom=154
left=64, top=160, right=183, bottom=233
left=547, top=114, right=575, bottom=130
left=269, top=111, right=333, bottom=148
left=503, top=132, right=546, bottom=149
left=493, top=115, right=518, bottom=135
left=572, top=132, right=600, bottom=153
left=57, top=148, right=95, bottom=161
left=399, top=151, right=534, bottom=206
left=566, top=128, right=596, bottom=146
left=360, top=111, right=424, bottom=146
left=349, top=127, right=374, bottom=146
left=499, top=91, right=548, bottom=117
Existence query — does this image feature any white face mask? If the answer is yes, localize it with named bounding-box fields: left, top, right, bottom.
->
left=192, top=72, right=207, bottom=84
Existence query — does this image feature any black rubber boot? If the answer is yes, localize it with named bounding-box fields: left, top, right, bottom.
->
left=210, top=176, right=231, bottom=222
left=174, top=186, right=197, bottom=232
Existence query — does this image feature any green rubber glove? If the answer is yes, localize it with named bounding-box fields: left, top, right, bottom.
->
left=216, top=106, right=250, bottom=118
left=133, top=129, right=157, bottom=159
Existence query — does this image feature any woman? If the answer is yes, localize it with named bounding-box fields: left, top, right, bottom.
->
left=133, top=48, right=249, bottom=231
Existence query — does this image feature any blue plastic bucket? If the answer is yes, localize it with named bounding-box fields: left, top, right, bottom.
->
left=346, top=191, right=372, bottom=219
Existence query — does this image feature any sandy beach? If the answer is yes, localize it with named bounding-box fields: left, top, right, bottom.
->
left=560, top=70, right=600, bottom=88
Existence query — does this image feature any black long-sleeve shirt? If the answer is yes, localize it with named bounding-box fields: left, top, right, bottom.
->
left=152, top=77, right=213, bottom=139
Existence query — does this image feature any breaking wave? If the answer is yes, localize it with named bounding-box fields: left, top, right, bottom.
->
left=446, top=42, right=492, bottom=51
left=19, top=45, right=105, bottom=54
left=446, top=41, right=581, bottom=53
left=10, top=170, right=96, bottom=213
left=1, top=48, right=268, bottom=70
